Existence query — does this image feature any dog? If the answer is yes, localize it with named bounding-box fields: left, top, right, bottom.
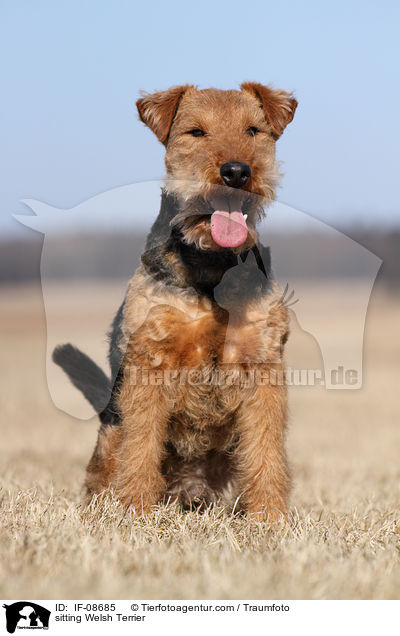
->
left=53, top=82, right=297, bottom=521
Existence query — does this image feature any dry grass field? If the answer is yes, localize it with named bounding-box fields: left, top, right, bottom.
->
left=0, top=280, right=399, bottom=600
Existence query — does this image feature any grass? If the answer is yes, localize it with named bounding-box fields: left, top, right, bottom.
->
left=1, top=489, right=399, bottom=599
left=0, top=281, right=399, bottom=599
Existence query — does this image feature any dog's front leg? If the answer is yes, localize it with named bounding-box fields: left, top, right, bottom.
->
left=235, top=373, right=290, bottom=522
left=114, top=368, right=170, bottom=513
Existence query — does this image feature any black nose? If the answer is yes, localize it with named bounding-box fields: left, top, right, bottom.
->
left=220, top=161, right=251, bottom=188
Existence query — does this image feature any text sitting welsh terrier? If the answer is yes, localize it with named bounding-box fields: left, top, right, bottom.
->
left=54, top=82, right=297, bottom=521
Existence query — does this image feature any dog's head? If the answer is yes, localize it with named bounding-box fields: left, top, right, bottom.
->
left=137, top=83, right=297, bottom=252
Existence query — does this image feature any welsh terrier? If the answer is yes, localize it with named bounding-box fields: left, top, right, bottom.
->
left=54, top=82, right=297, bottom=521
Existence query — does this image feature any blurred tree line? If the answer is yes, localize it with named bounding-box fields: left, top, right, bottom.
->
left=0, top=227, right=399, bottom=287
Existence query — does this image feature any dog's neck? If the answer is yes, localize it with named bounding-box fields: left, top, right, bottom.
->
left=142, top=190, right=270, bottom=298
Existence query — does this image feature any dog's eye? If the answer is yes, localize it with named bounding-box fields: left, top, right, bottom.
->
left=246, top=126, right=259, bottom=137
left=187, top=129, right=205, bottom=137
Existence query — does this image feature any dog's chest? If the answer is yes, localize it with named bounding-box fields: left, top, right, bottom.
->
left=123, top=267, right=286, bottom=369
left=122, top=267, right=288, bottom=457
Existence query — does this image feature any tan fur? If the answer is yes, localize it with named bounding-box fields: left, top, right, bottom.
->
left=85, top=83, right=297, bottom=521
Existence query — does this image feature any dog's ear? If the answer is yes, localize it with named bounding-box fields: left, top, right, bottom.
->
left=241, top=82, right=297, bottom=139
left=136, top=85, right=193, bottom=144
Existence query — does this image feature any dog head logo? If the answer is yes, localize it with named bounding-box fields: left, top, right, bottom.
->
left=15, top=182, right=381, bottom=419
left=3, top=602, right=50, bottom=633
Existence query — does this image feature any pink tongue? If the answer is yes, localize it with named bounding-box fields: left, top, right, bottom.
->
left=210, top=210, right=248, bottom=248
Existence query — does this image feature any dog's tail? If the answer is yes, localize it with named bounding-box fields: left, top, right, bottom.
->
left=52, top=344, right=111, bottom=415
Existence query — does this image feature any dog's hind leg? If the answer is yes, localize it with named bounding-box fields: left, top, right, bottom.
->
left=84, top=424, right=123, bottom=501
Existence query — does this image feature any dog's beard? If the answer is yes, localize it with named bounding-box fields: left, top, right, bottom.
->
left=167, top=182, right=265, bottom=252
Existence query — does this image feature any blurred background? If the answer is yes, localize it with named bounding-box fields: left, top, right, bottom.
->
left=0, top=0, right=399, bottom=285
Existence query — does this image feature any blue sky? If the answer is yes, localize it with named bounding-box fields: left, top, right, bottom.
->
left=1, top=0, right=399, bottom=236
